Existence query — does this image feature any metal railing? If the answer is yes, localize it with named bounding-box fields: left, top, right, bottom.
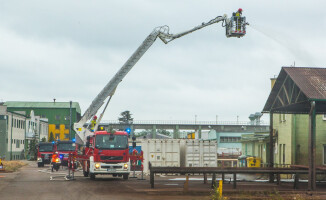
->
left=100, top=120, right=269, bottom=126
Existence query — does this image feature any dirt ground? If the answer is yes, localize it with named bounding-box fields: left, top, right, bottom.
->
left=0, top=161, right=326, bottom=200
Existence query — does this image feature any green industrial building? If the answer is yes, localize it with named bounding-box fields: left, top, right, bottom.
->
left=241, top=113, right=326, bottom=168
left=243, top=67, right=326, bottom=190
left=4, top=101, right=81, bottom=141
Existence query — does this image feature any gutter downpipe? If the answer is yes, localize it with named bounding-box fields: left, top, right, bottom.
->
left=24, top=118, right=26, bottom=159
left=10, top=113, right=13, bottom=160
left=308, top=101, right=316, bottom=191
left=269, top=111, right=274, bottom=183
left=5, top=114, right=8, bottom=160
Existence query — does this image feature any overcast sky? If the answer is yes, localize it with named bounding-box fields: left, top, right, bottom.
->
left=1, top=1, right=325, bottom=123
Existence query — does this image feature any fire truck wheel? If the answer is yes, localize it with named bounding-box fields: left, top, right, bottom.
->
left=123, top=174, right=129, bottom=180
left=90, top=173, right=96, bottom=180
left=83, top=171, right=89, bottom=177
left=112, top=174, right=117, bottom=177
left=37, top=163, right=42, bottom=168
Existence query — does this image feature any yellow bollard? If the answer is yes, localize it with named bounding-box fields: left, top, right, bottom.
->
left=183, top=174, right=189, bottom=192
left=217, top=180, right=223, bottom=198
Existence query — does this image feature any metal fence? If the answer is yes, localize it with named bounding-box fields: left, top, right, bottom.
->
left=100, top=120, right=269, bottom=126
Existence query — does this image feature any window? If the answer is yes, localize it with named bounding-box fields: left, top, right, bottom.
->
left=55, top=115, right=60, bottom=120
left=16, top=140, right=20, bottom=148
left=55, top=134, right=60, bottom=140
left=283, top=144, right=286, bottom=164
left=279, top=144, right=282, bottom=164
left=323, top=115, right=326, bottom=121
left=220, top=136, right=240, bottom=143
left=64, top=116, right=70, bottom=121
left=64, top=134, right=69, bottom=139
left=55, top=124, right=60, bottom=129
left=41, top=114, right=46, bottom=118
left=65, top=124, right=70, bottom=130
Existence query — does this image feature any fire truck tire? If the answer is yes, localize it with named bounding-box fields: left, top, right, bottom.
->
left=90, top=173, right=96, bottom=180
left=37, top=163, right=43, bottom=167
left=83, top=171, right=89, bottom=177
left=123, top=174, right=129, bottom=180
left=112, top=174, right=117, bottom=177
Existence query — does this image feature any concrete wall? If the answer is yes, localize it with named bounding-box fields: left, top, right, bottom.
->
left=0, top=115, right=7, bottom=158
left=273, top=114, right=293, bottom=166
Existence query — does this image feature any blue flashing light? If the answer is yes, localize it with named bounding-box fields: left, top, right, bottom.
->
left=52, top=141, right=55, bottom=144
left=59, top=155, right=63, bottom=159
left=125, top=128, right=131, bottom=134
left=72, top=138, right=76, bottom=143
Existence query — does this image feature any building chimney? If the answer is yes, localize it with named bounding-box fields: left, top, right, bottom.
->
left=270, top=75, right=277, bottom=90
left=53, top=98, right=56, bottom=103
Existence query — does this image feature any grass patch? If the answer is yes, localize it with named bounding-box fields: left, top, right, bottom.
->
left=2, top=161, right=27, bottom=172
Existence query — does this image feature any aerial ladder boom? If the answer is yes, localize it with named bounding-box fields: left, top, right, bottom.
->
left=74, top=12, right=248, bottom=144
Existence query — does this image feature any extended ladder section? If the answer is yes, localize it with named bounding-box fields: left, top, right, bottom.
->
left=74, top=13, right=248, bottom=144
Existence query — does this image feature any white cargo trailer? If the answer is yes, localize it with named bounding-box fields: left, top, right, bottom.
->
left=181, top=140, right=217, bottom=167
left=141, top=139, right=181, bottom=174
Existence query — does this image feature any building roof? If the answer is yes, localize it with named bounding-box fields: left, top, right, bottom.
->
left=263, top=67, right=326, bottom=114
left=4, top=101, right=81, bottom=114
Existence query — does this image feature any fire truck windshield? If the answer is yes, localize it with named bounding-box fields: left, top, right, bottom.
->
left=95, top=135, right=128, bottom=150
left=39, top=144, right=54, bottom=152
left=57, top=143, right=75, bottom=151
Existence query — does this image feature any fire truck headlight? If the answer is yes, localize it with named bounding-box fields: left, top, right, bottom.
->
left=95, top=163, right=100, bottom=169
left=37, top=157, right=42, bottom=162
left=55, top=158, right=60, bottom=163
left=124, top=164, right=128, bottom=169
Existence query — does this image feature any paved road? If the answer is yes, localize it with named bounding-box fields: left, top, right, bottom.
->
left=2, top=161, right=326, bottom=200
left=0, top=162, right=210, bottom=200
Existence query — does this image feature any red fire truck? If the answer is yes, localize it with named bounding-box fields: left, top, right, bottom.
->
left=81, top=131, right=130, bottom=180
left=55, top=140, right=78, bottom=166
left=71, top=10, right=247, bottom=180
left=37, top=142, right=55, bottom=167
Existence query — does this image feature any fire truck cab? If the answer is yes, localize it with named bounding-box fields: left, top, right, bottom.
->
left=56, top=140, right=78, bottom=166
left=82, top=131, right=130, bottom=180
left=37, top=142, right=55, bottom=167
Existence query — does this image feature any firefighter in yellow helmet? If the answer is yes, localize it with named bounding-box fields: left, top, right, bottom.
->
left=91, top=115, right=97, bottom=132
left=235, top=8, right=243, bottom=31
